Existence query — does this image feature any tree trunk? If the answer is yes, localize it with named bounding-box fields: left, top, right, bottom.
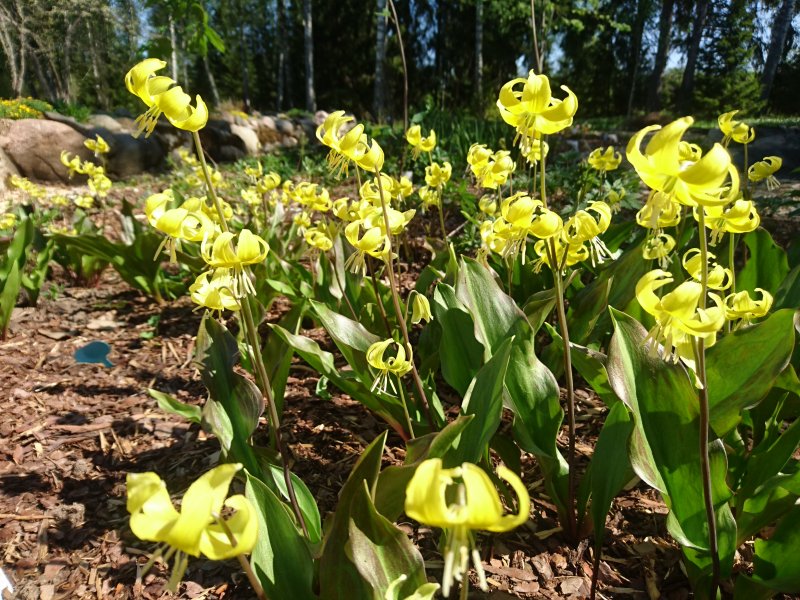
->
left=373, top=0, right=388, bottom=121
left=678, top=0, right=710, bottom=113
left=87, top=23, right=108, bottom=109
left=646, top=0, right=674, bottom=111
left=303, top=0, right=316, bottom=112
left=761, top=0, right=796, bottom=102
left=277, top=0, right=286, bottom=110
left=626, top=0, right=648, bottom=117
left=169, top=15, right=179, bottom=80
left=203, top=53, right=221, bottom=107
left=475, top=0, right=483, bottom=109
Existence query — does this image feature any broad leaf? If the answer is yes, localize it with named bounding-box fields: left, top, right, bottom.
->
left=749, top=505, right=800, bottom=593
left=245, top=473, right=315, bottom=600
left=320, top=431, right=388, bottom=600
left=738, top=228, right=790, bottom=295
left=706, top=309, right=796, bottom=436
left=149, top=388, right=202, bottom=423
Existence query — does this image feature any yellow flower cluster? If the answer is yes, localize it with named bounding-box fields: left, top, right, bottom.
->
left=0, top=97, right=51, bottom=119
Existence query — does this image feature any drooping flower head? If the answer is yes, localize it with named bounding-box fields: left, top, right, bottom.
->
left=316, top=110, right=384, bottom=176
left=718, top=110, right=755, bottom=145
left=405, top=459, right=529, bottom=596
left=748, top=156, right=782, bottom=191
left=626, top=117, right=739, bottom=208
left=406, top=125, right=437, bottom=159
left=587, top=146, right=622, bottom=172
left=497, top=70, right=578, bottom=148
left=366, top=338, right=413, bottom=394
left=126, top=463, right=257, bottom=589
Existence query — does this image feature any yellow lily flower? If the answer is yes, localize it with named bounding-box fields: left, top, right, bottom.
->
left=587, top=147, right=622, bottom=172
left=410, top=293, right=432, bottom=324
left=562, top=201, right=612, bottom=265
left=636, top=190, right=682, bottom=230
left=519, top=137, right=549, bottom=166
left=748, top=156, right=782, bottom=190
left=642, top=232, right=676, bottom=268
left=60, top=151, right=86, bottom=178
left=202, top=229, right=269, bottom=269
left=725, top=289, right=773, bottom=325
left=344, top=221, right=390, bottom=273
left=467, top=144, right=493, bottom=174
left=189, top=268, right=241, bottom=312
left=304, top=225, right=334, bottom=252
left=84, top=134, right=110, bottom=156
left=718, top=110, right=755, bottom=145
left=682, top=249, right=732, bottom=291
left=256, top=172, right=282, bottom=194
left=700, top=199, right=760, bottom=244
left=635, top=269, right=726, bottom=363
left=74, top=195, right=94, bottom=209
left=89, top=173, right=112, bottom=198
left=424, top=162, right=452, bottom=188
left=127, top=463, right=256, bottom=588
left=477, top=151, right=516, bottom=190
left=478, top=195, right=497, bottom=216
left=533, top=236, right=589, bottom=273
left=366, top=338, right=413, bottom=393
left=497, top=70, right=578, bottom=147
left=405, top=458, right=529, bottom=596
left=0, top=213, right=18, bottom=230
left=418, top=186, right=441, bottom=210
left=316, top=110, right=384, bottom=175
left=626, top=117, right=739, bottom=208
left=406, top=125, right=437, bottom=158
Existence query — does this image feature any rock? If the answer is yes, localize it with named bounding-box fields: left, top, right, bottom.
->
left=313, top=110, right=329, bottom=126
left=230, top=123, right=260, bottom=156
left=86, top=114, right=127, bottom=133
left=0, top=146, right=20, bottom=191
left=257, top=117, right=282, bottom=145
left=276, top=118, right=295, bottom=136
left=105, top=133, right=168, bottom=178
left=281, top=135, right=299, bottom=149
left=198, top=119, right=247, bottom=162
left=0, top=118, right=93, bottom=183
left=260, top=115, right=277, bottom=131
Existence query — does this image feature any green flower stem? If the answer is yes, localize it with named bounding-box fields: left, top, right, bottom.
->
left=330, top=247, right=359, bottom=321
left=374, top=168, right=435, bottom=431
left=215, top=515, right=269, bottom=600
left=726, top=233, right=737, bottom=333
left=695, top=209, right=721, bottom=599
left=540, top=151, right=578, bottom=541
left=459, top=577, right=470, bottom=600
left=366, top=258, right=393, bottom=337
left=192, top=132, right=310, bottom=540
left=438, top=198, right=447, bottom=242
left=396, top=374, right=416, bottom=439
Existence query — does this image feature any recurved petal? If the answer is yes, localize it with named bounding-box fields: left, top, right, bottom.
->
left=198, top=494, right=258, bottom=559
left=635, top=269, right=673, bottom=317
left=127, top=472, right=180, bottom=543
left=460, top=463, right=504, bottom=529
left=487, top=465, right=530, bottom=532
left=405, top=459, right=454, bottom=529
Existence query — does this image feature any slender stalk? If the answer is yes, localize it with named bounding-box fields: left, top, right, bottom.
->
left=590, top=546, right=601, bottom=600
left=330, top=246, right=359, bottom=321
left=540, top=149, right=577, bottom=540
left=387, top=0, right=408, bottom=133
left=366, top=258, right=393, bottom=337
left=215, top=515, right=268, bottom=600
left=726, top=232, right=737, bottom=333
left=396, top=373, right=415, bottom=439
left=373, top=168, right=435, bottom=430
left=695, top=210, right=721, bottom=598
left=459, top=577, right=470, bottom=600
left=438, top=199, right=447, bottom=242
left=192, top=132, right=309, bottom=539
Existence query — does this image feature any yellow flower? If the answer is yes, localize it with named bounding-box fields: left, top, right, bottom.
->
left=410, top=293, right=432, bottom=324
left=520, top=138, right=549, bottom=166
left=682, top=249, right=732, bottom=291
left=406, top=125, right=436, bottom=158
left=424, top=162, right=452, bottom=188
left=74, top=195, right=94, bottom=209
left=366, top=338, right=413, bottom=393
left=0, top=213, right=17, bottom=229
left=497, top=70, right=578, bottom=146
left=701, top=199, right=759, bottom=244
left=476, top=151, right=516, bottom=190
left=126, top=463, right=256, bottom=588
left=636, top=191, right=682, bottom=230
left=587, top=147, right=622, bottom=172
left=405, top=458, right=529, bottom=596
left=257, top=172, right=282, bottom=194
left=316, top=110, right=384, bottom=175
left=344, top=221, right=390, bottom=273
left=748, top=156, right=782, bottom=190
left=467, top=144, right=493, bottom=175
left=89, top=173, right=112, bottom=197
left=84, top=134, right=110, bottom=156
left=642, top=232, right=676, bottom=268
left=201, top=229, right=269, bottom=269
left=60, top=151, right=85, bottom=177
left=635, top=269, right=725, bottom=363
left=626, top=117, right=739, bottom=208
left=562, top=201, right=613, bottom=265
left=724, top=289, right=772, bottom=325
left=304, top=225, right=334, bottom=252
left=125, top=59, right=208, bottom=136
left=418, top=186, right=441, bottom=210
left=478, top=195, right=497, bottom=216
left=189, top=268, right=241, bottom=312
left=718, top=110, right=755, bottom=145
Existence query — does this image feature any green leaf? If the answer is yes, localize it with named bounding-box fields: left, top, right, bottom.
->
left=455, top=257, right=524, bottom=357
left=431, top=284, right=484, bottom=396
left=258, top=460, right=323, bottom=545
left=567, top=274, right=612, bottom=345
left=607, top=309, right=736, bottom=586
left=585, top=401, right=634, bottom=546
left=736, top=471, right=800, bottom=544
left=450, top=338, right=513, bottom=466
left=750, top=505, right=800, bottom=592
left=347, top=481, right=427, bottom=600
left=263, top=301, right=306, bottom=414
left=148, top=388, right=202, bottom=423
left=738, top=228, right=790, bottom=295
left=774, top=264, right=800, bottom=311
left=195, top=316, right=263, bottom=476
left=706, top=309, right=796, bottom=437
left=312, top=300, right=381, bottom=376
left=245, top=473, right=315, bottom=600
left=320, top=431, right=388, bottom=600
